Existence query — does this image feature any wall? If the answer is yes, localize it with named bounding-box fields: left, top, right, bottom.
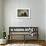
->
left=3, top=0, right=45, bottom=40
left=31, top=0, right=45, bottom=40
left=45, top=0, right=46, bottom=40
left=0, top=0, right=3, bottom=38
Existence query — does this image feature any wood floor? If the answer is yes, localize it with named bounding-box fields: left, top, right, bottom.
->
left=0, top=40, right=46, bottom=46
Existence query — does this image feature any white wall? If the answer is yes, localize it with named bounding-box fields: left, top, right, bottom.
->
left=4, top=0, right=32, bottom=39
left=45, top=0, right=46, bottom=40
left=3, top=0, right=45, bottom=40
left=0, top=0, right=2, bottom=27
left=31, top=0, right=45, bottom=40
left=0, top=0, right=3, bottom=38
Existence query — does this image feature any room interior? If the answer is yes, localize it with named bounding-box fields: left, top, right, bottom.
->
left=0, top=0, right=46, bottom=46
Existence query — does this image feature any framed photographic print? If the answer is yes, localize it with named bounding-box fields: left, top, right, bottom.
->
left=16, top=8, right=30, bottom=18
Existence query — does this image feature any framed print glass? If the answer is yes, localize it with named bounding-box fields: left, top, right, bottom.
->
left=16, top=8, right=30, bottom=18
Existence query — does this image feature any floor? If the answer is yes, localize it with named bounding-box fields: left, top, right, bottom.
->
left=0, top=44, right=42, bottom=46
left=0, top=40, right=46, bottom=46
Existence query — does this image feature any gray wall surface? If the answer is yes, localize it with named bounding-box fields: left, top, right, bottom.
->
left=45, top=0, right=46, bottom=40
left=1, top=0, right=45, bottom=40
left=0, top=0, right=3, bottom=38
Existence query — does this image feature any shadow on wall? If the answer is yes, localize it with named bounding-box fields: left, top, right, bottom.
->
left=0, top=31, right=3, bottom=39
